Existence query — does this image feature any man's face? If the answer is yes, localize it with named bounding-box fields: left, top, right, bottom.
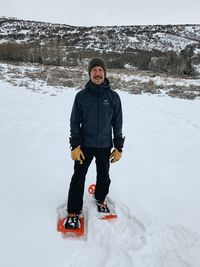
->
left=90, top=66, right=105, bottom=85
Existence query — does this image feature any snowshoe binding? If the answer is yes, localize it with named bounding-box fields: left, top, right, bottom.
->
left=88, top=184, right=117, bottom=220
left=96, top=201, right=110, bottom=213
left=64, top=213, right=80, bottom=229
left=57, top=211, right=85, bottom=238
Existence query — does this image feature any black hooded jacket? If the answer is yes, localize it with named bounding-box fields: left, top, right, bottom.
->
left=70, top=78, right=124, bottom=150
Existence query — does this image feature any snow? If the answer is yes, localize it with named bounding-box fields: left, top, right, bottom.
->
left=0, top=78, right=200, bottom=267
left=152, top=32, right=196, bottom=53
left=127, top=36, right=139, bottom=43
left=121, top=73, right=200, bottom=87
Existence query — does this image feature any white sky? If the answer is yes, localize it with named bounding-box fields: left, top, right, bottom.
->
left=1, top=0, right=200, bottom=26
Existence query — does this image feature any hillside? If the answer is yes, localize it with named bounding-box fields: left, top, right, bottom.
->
left=0, top=17, right=200, bottom=75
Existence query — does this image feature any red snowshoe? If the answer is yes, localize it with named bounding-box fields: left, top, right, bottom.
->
left=57, top=214, right=85, bottom=238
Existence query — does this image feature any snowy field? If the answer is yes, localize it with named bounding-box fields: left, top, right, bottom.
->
left=0, top=79, right=200, bottom=267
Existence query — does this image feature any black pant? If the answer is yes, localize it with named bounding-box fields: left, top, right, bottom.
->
left=67, top=147, right=111, bottom=214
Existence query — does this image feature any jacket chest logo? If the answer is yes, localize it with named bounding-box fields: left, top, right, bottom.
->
left=103, top=99, right=110, bottom=105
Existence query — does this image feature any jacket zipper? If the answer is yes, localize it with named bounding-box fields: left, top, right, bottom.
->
left=96, top=88, right=100, bottom=146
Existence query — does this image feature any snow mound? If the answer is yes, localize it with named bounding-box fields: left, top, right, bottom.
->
left=87, top=196, right=146, bottom=251
left=57, top=196, right=199, bottom=267
left=57, top=196, right=146, bottom=267
left=136, top=223, right=199, bottom=267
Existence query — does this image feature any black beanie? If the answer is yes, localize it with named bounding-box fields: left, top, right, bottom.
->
left=88, top=57, right=107, bottom=75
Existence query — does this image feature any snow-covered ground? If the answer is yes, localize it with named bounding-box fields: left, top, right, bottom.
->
left=1, top=62, right=200, bottom=101
left=0, top=78, right=200, bottom=267
left=121, top=73, right=200, bottom=88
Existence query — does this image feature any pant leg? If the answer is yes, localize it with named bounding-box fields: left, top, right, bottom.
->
left=67, top=147, right=93, bottom=214
left=94, top=148, right=111, bottom=203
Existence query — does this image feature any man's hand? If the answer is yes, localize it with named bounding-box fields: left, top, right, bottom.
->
left=71, top=145, right=85, bottom=164
left=110, top=148, right=122, bottom=163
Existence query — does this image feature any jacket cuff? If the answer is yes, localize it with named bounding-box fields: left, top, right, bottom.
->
left=69, top=137, right=81, bottom=151
left=113, top=136, right=125, bottom=152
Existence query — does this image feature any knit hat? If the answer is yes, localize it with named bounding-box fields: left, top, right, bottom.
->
left=88, top=57, right=107, bottom=75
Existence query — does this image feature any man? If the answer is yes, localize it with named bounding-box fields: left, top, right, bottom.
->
left=65, top=57, right=125, bottom=229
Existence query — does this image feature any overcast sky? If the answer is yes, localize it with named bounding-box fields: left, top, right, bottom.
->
left=1, top=0, right=200, bottom=26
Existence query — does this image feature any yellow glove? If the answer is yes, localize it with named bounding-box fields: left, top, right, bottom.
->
left=110, top=148, right=122, bottom=163
left=71, top=145, right=85, bottom=164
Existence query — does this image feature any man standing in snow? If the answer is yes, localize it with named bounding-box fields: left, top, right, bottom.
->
left=65, top=57, right=125, bottom=229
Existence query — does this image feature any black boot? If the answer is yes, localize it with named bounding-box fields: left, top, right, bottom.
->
left=96, top=202, right=110, bottom=213
left=64, top=214, right=80, bottom=229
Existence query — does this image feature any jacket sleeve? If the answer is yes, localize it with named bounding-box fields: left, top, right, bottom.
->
left=69, top=93, right=82, bottom=149
left=112, top=94, right=125, bottom=152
